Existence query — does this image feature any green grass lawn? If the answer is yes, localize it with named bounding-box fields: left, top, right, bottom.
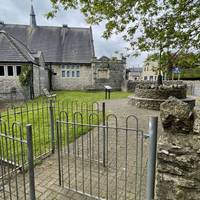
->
left=0, top=91, right=131, bottom=164
left=30, top=90, right=131, bottom=103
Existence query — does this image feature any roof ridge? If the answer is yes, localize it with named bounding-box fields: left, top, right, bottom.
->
left=4, top=31, right=35, bottom=63
left=4, top=23, right=90, bottom=30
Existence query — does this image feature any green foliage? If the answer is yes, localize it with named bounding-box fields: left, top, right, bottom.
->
left=47, top=0, right=200, bottom=57
left=19, top=65, right=32, bottom=87
left=146, top=51, right=200, bottom=72
left=177, top=67, right=200, bottom=79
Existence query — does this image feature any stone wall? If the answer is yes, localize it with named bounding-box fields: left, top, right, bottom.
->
left=127, top=80, right=141, bottom=92
left=40, top=67, right=49, bottom=91
left=184, top=80, right=200, bottom=96
left=33, top=65, right=40, bottom=97
left=129, top=96, right=195, bottom=110
left=123, top=80, right=185, bottom=92
left=52, top=64, right=92, bottom=90
left=130, top=96, right=164, bottom=110
left=91, top=57, right=125, bottom=90
left=156, top=97, right=200, bottom=200
left=0, top=63, right=49, bottom=100
left=0, top=65, right=29, bottom=100
left=51, top=57, right=125, bottom=91
left=135, top=87, right=187, bottom=99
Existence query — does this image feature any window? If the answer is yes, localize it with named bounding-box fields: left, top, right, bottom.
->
left=67, top=71, right=70, bottom=77
left=150, top=76, right=153, bottom=81
left=16, top=66, right=21, bottom=76
left=0, top=66, right=4, bottom=76
left=7, top=66, right=13, bottom=76
left=61, top=65, right=80, bottom=78
left=62, top=71, right=65, bottom=77
left=144, top=76, right=147, bottom=80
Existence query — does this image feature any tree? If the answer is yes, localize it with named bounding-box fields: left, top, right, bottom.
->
left=19, top=65, right=34, bottom=99
left=146, top=51, right=200, bottom=71
left=47, top=0, right=200, bottom=84
left=47, top=0, right=200, bottom=54
left=146, top=51, right=200, bottom=80
left=19, top=65, right=32, bottom=87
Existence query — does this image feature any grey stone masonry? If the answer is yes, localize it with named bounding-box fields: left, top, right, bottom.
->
left=0, top=64, right=29, bottom=100
left=156, top=97, right=200, bottom=200
left=90, top=56, right=126, bottom=90
left=135, top=86, right=187, bottom=99
left=52, top=64, right=92, bottom=90
left=0, top=63, right=49, bottom=100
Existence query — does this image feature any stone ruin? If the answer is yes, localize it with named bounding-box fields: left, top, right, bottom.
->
left=129, top=81, right=195, bottom=110
left=156, top=97, right=200, bottom=200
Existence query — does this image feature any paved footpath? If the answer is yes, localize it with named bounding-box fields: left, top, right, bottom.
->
left=0, top=99, right=163, bottom=200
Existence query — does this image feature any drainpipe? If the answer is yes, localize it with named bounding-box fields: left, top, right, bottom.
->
left=30, top=64, right=34, bottom=99
left=49, top=64, right=53, bottom=91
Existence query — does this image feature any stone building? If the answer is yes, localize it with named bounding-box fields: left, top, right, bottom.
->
left=0, top=3, right=125, bottom=98
left=91, top=56, right=126, bottom=90
left=142, top=61, right=159, bottom=81
left=126, top=67, right=142, bottom=81
left=142, top=60, right=167, bottom=81
left=0, top=30, right=49, bottom=100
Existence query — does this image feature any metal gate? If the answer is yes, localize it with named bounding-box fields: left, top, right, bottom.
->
left=56, top=103, right=157, bottom=200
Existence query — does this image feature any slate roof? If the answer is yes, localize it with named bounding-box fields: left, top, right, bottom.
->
left=0, top=24, right=95, bottom=64
left=0, top=30, right=36, bottom=63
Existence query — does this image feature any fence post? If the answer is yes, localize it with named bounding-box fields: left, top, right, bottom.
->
left=56, top=121, right=62, bottom=186
left=146, top=116, right=158, bottom=200
left=102, top=102, right=106, bottom=167
left=49, top=99, right=55, bottom=154
left=26, top=124, right=36, bottom=200
left=105, top=89, right=107, bottom=100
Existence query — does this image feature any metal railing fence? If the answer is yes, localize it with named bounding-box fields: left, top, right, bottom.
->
left=0, top=121, right=35, bottom=200
left=0, top=99, right=158, bottom=200
left=56, top=109, right=148, bottom=200
left=0, top=99, right=100, bottom=200
left=0, top=99, right=100, bottom=162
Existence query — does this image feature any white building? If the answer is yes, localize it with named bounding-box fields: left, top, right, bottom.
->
left=142, top=61, right=158, bottom=81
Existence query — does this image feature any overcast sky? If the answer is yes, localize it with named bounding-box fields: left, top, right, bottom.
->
left=0, top=0, right=147, bottom=67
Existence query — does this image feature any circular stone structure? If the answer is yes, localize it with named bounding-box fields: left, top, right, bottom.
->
left=129, top=82, right=195, bottom=110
